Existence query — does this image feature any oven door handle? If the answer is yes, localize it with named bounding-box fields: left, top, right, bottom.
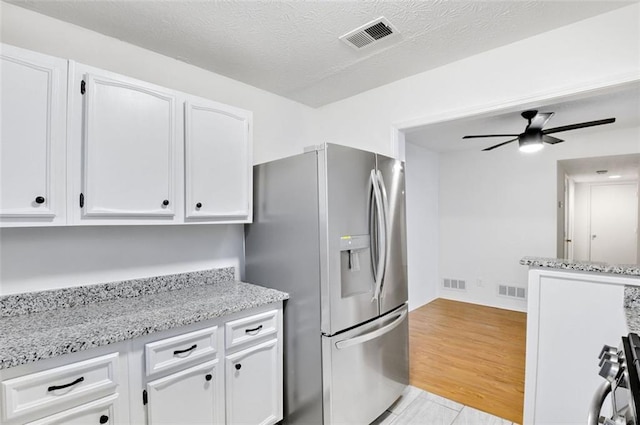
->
left=587, top=380, right=611, bottom=425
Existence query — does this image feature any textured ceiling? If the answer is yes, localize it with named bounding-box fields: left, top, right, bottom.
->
left=404, top=85, right=640, bottom=153
left=6, top=0, right=634, bottom=107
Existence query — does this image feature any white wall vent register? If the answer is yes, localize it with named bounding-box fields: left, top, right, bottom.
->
left=339, top=17, right=398, bottom=50
left=443, top=278, right=466, bottom=291
left=498, top=284, right=526, bottom=300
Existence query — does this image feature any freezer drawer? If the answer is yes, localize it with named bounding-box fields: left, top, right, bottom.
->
left=321, top=304, right=409, bottom=425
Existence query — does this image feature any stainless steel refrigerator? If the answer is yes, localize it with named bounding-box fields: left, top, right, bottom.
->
left=245, top=143, right=409, bottom=424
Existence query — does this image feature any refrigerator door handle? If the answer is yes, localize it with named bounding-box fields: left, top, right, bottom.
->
left=376, top=170, right=391, bottom=298
left=334, top=309, right=407, bottom=350
left=368, top=170, right=378, bottom=281
left=369, top=169, right=386, bottom=302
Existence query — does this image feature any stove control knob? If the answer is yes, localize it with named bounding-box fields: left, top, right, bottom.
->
left=599, top=345, right=618, bottom=359
left=599, top=352, right=619, bottom=366
left=599, top=360, right=621, bottom=383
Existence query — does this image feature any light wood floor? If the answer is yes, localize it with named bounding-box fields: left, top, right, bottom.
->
left=409, top=298, right=527, bottom=424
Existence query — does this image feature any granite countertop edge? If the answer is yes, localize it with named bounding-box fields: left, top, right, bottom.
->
left=520, top=256, right=640, bottom=277
left=0, top=278, right=289, bottom=370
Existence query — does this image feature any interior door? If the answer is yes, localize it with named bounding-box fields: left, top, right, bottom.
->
left=322, top=144, right=378, bottom=335
left=590, top=183, right=638, bottom=264
left=376, top=154, right=408, bottom=315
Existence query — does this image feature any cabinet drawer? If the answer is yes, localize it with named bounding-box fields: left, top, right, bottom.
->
left=225, top=310, right=278, bottom=350
left=145, top=326, right=218, bottom=376
left=1, top=353, right=119, bottom=422
left=25, top=393, right=118, bottom=425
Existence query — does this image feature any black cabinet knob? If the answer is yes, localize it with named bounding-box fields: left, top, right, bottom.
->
left=99, top=415, right=109, bottom=424
left=35, top=196, right=45, bottom=204
left=196, top=202, right=202, bottom=209
left=205, top=374, right=212, bottom=381
left=162, top=200, right=169, bottom=206
left=235, top=364, right=241, bottom=370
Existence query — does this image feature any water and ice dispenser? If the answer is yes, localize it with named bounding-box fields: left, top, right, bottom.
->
left=339, top=235, right=374, bottom=297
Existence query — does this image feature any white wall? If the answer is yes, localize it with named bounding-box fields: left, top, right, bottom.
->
left=0, top=3, right=318, bottom=295
left=314, top=4, right=640, bottom=311
left=0, top=225, right=243, bottom=295
left=1, top=2, right=639, bottom=307
left=437, top=127, right=640, bottom=311
left=405, top=143, right=439, bottom=310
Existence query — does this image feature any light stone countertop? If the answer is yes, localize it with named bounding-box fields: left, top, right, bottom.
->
left=625, top=286, right=640, bottom=334
left=520, top=256, right=640, bottom=276
left=0, top=268, right=288, bottom=370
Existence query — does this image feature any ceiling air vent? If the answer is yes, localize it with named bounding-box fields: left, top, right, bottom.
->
left=339, top=17, right=398, bottom=50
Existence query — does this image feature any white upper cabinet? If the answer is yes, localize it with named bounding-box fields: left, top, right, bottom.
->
left=1, top=44, right=254, bottom=227
left=184, top=98, right=252, bottom=223
left=0, top=44, right=67, bottom=226
left=68, top=64, right=181, bottom=224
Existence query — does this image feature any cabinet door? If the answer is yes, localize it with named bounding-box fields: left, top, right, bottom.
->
left=185, top=99, right=252, bottom=222
left=146, top=360, right=222, bottom=425
left=0, top=44, right=67, bottom=226
left=225, top=339, right=281, bottom=425
left=81, top=72, right=177, bottom=219
left=25, top=394, right=118, bottom=425
left=524, top=272, right=628, bottom=424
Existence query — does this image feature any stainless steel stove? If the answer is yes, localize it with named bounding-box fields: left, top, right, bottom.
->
left=589, top=333, right=640, bottom=425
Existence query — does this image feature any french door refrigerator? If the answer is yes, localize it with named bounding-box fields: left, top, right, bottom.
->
left=245, top=143, right=409, bottom=424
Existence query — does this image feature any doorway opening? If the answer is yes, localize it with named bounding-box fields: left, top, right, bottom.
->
left=558, top=154, right=640, bottom=264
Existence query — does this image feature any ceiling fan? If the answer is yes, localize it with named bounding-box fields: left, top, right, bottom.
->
left=463, top=110, right=616, bottom=152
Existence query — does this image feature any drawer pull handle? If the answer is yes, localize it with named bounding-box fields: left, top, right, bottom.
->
left=235, top=364, right=242, bottom=370
left=205, top=374, right=213, bottom=381
left=47, top=376, right=84, bottom=392
left=173, top=344, right=197, bottom=355
left=245, top=325, right=263, bottom=334
left=99, top=415, right=109, bottom=424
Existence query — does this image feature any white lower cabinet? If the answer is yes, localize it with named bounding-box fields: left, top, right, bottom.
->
left=0, top=345, right=129, bottom=425
left=146, top=360, right=222, bottom=425
left=0, top=304, right=282, bottom=425
left=225, top=339, right=280, bottom=425
left=524, top=270, right=633, bottom=424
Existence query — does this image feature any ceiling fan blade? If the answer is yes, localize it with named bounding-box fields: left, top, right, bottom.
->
left=463, top=134, right=519, bottom=139
left=482, top=138, right=518, bottom=151
left=527, top=112, right=554, bottom=131
left=542, top=135, right=564, bottom=144
left=543, top=118, right=616, bottom=135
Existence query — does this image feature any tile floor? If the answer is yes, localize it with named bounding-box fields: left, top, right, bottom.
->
left=372, top=386, right=516, bottom=425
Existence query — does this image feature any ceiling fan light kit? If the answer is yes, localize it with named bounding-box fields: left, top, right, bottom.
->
left=518, top=132, right=544, bottom=153
left=463, top=110, right=616, bottom=153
